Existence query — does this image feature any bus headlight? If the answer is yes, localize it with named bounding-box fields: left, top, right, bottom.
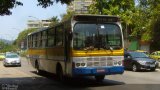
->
left=76, top=63, right=80, bottom=67
left=114, top=61, right=122, bottom=66
left=75, top=63, right=86, bottom=67
left=81, top=63, right=86, bottom=66
left=72, top=57, right=87, bottom=68
left=118, top=61, right=122, bottom=65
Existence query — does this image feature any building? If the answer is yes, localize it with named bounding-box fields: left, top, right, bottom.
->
left=67, top=0, right=93, bottom=14
left=27, top=20, right=51, bottom=29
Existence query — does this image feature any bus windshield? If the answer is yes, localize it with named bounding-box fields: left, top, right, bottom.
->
left=73, top=23, right=122, bottom=50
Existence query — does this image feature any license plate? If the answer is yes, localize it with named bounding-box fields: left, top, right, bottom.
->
left=150, top=65, right=155, bottom=67
left=97, top=69, right=105, bottom=73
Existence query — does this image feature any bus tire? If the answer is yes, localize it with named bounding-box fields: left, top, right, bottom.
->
left=95, top=75, right=105, bottom=82
left=35, top=60, right=43, bottom=75
left=56, top=64, right=64, bottom=81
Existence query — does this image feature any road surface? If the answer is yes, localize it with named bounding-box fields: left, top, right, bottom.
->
left=0, top=57, right=160, bottom=90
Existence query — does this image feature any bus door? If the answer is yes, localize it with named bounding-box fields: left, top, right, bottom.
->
left=64, top=29, right=71, bottom=74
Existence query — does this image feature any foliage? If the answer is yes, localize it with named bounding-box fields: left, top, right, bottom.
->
left=60, top=11, right=75, bottom=22
left=89, top=0, right=135, bottom=39
left=0, top=41, right=18, bottom=53
left=49, top=11, right=74, bottom=27
left=89, top=0, right=160, bottom=42
left=49, top=16, right=60, bottom=27
left=0, top=0, right=23, bottom=16
left=37, top=0, right=71, bottom=8
left=15, top=28, right=37, bottom=46
left=150, top=14, right=160, bottom=50
left=19, top=50, right=27, bottom=57
left=89, top=0, right=135, bottom=15
left=0, top=0, right=71, bottom=16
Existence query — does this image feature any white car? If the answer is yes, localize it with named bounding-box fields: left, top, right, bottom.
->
left=3, top=53, right=21, bottom=67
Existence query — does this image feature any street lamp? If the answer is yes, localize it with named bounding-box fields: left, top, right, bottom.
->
left=28, top=16, right=42, bottom=28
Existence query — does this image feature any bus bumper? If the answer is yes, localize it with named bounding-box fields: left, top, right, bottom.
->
left=72, top=66, right=124, bottom=76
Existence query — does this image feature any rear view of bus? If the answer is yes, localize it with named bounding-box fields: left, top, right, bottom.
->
left=71, top=15, right=124, bottom=81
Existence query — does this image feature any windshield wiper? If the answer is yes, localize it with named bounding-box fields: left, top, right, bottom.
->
left=112, top=46, right=121, bottom=50
left=102, top=43, right=113, bottom=51
left=84, top=46, right=95, bottom=53
left=100, top=45, right=113, bottom=53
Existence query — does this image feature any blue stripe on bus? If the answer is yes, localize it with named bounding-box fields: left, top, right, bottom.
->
left=72, top=66, right=124, bottom=76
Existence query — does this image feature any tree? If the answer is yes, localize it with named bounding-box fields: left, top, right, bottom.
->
left=60, top=11, right=75, bottom=22
left=49, top=16, right=60, bottom=27
left=0, top=40, right=17, bottom=53
left=0, top=0, right=71, bottom=16
left=88, top=0, right=160, bottom=43
left=147, top=1, right=160, bottom=50
left=15, top=28, right=37, bottom=46
left=89, top=0, right=135, bottom=39
left=0, top=0, right=22, bottom=16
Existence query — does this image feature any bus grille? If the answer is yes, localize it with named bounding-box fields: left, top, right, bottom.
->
left=87, top=57, right=113, bottom=67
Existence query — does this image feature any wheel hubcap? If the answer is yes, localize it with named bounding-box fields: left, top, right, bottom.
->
left=133, top=65, right=137, bottom=71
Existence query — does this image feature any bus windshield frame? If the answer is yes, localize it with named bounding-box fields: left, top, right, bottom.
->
left=73, top=22, right=122, bottom=50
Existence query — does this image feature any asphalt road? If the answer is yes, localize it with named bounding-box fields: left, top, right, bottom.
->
left=0, top=57, right=160, bottom=90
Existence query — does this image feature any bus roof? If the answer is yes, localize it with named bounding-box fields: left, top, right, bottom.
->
left=28, top=27, right=48, bottom=36
left=73, top=14, right=120, bottom=18
left=72, top=14, right=120, bottom=22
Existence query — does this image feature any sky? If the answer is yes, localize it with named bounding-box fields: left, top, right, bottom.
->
left=0, top=0, right=67, bottom=40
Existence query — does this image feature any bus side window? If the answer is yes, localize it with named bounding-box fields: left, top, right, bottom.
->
left=55, top=26, right=63, bottom=46
left=47, top=28, right=55, bottom=47
left=42, top=31, right=47, bottom=48
left=38, top=32, right=42, bottom=47
left=28, top=36, right=32, bottom=48
left=31, top=35, right=33, bottom=48
left=33, top=34, right=37, bottom=48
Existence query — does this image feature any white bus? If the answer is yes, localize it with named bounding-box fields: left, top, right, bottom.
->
left=27, top=14, right=124, bottom=81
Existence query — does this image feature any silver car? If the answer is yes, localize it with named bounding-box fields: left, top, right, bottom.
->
left=3, top=53, right=21, bottom=67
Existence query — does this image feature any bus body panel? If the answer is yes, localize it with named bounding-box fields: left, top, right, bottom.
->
left=71, top=49, right=124, bottom=57
left=28, top=47, right=66, bottom=75
left=72, top=66, right=124, bottom=76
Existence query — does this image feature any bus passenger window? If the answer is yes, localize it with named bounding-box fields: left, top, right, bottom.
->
left=47, top=28, right=55, bottom=47
left=38, top=32, right=42, bottom=47
left=42, top=31, right=47, bottom=47
left=56, top=27, right=63, bottom=46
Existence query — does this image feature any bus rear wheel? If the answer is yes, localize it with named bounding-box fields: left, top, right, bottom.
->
left=95, top=75, right=105, bottom=82
left=56, top=66, right=64, bottom=81
left=35, top=61, right=43, bottom=75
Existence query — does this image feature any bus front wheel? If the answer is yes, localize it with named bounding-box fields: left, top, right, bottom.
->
left=95, top=75, right=105, bottom=82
